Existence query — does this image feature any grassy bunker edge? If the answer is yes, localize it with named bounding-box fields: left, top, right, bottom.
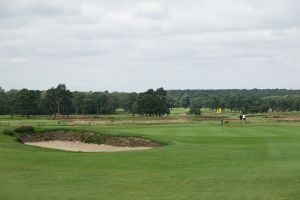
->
left=4, top=126, right=165, bottom=148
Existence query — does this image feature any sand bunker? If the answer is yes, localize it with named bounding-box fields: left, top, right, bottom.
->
left=19, top=131, right=161, bottom=152
left=25, top=140, right=153, bottom=152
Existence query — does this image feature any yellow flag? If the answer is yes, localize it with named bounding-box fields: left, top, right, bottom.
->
left=216, top=108, right=222, bottom=114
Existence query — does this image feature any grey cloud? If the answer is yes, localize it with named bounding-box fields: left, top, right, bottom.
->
left=0, top=0, right=300, bottom=91
left=134, top=2, right=168, bottom=19
left=0, top=0, right=81, bottom=18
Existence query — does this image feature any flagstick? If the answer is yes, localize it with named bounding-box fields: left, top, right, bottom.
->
left=217, top=108, right=224, bottom=137
left=222, top=123, right=224, bottom=137
left=221, top=118, right=223, bottom=137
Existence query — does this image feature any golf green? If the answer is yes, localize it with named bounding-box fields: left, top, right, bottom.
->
left=1, top=121, right=300, bottom=200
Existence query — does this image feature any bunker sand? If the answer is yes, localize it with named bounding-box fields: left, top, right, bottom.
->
left=25, top=141, right=153, bottom=152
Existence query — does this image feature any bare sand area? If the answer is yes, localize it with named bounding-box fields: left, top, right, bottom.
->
left=25, top=141, right=153, bottom=152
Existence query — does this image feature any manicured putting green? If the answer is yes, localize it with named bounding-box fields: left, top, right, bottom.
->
left=1, top=121, right=300, bottom=200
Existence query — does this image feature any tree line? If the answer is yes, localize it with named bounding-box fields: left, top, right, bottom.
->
left=1, top=85, right=300, bottom=118
left=167, top=89, right=300, bottom=115
left=0, top=85, right=169, bottom=118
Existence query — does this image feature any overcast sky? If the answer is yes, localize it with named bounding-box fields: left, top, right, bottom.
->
left=0, top=0, right=299, bottom=92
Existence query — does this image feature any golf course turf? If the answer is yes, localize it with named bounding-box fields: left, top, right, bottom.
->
left=1, top=120, right=300, bottom=199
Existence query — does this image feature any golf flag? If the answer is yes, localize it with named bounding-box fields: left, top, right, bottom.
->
left=216, top=108, right=222, bottom=114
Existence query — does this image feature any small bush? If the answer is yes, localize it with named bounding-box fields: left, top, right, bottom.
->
left=259, top=104, right=270, bottom=113
left=3, top=129, right=16, bottom=136
left=15, top=126, right=35, bottom=134
left=81, top=134, right=104, bottom=145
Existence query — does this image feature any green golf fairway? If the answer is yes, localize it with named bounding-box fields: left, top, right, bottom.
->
left=1, top=121, right=300, bottom=200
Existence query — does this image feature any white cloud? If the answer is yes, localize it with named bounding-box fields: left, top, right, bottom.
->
left=0, top=0, right=299, bottom=91
left=134, top=1, right=168, bottom=19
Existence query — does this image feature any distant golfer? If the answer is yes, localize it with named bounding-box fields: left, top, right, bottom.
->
left=242, top=115, right=246, bottom=120
left=239, top=115, right=243, bottom=120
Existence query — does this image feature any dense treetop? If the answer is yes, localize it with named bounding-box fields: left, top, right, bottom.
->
left=1, top=85, right=300, bottom=118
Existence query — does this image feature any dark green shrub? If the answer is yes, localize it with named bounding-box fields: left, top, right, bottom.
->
left=81, top=135, right=104, bottom=145
left=189, top=106, right=202, bottom=116
left=3, top=129, right=15, bottom=136
left=259, top=104, right=270, bottom=113
left=93, top=135, right=104, bottom=145
left=15, top=126, right=35, bottom=134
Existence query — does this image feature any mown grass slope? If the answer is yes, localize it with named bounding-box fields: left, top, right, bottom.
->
left=1, top=120, right=300, bottom=200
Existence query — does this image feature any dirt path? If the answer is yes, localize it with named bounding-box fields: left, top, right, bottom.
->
left=25, top=141, right=153, bottom=152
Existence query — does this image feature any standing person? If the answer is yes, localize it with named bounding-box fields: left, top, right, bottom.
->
left=239, top=115, right=243, bottom=120
left=242, top=115, right=246, bottom=120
